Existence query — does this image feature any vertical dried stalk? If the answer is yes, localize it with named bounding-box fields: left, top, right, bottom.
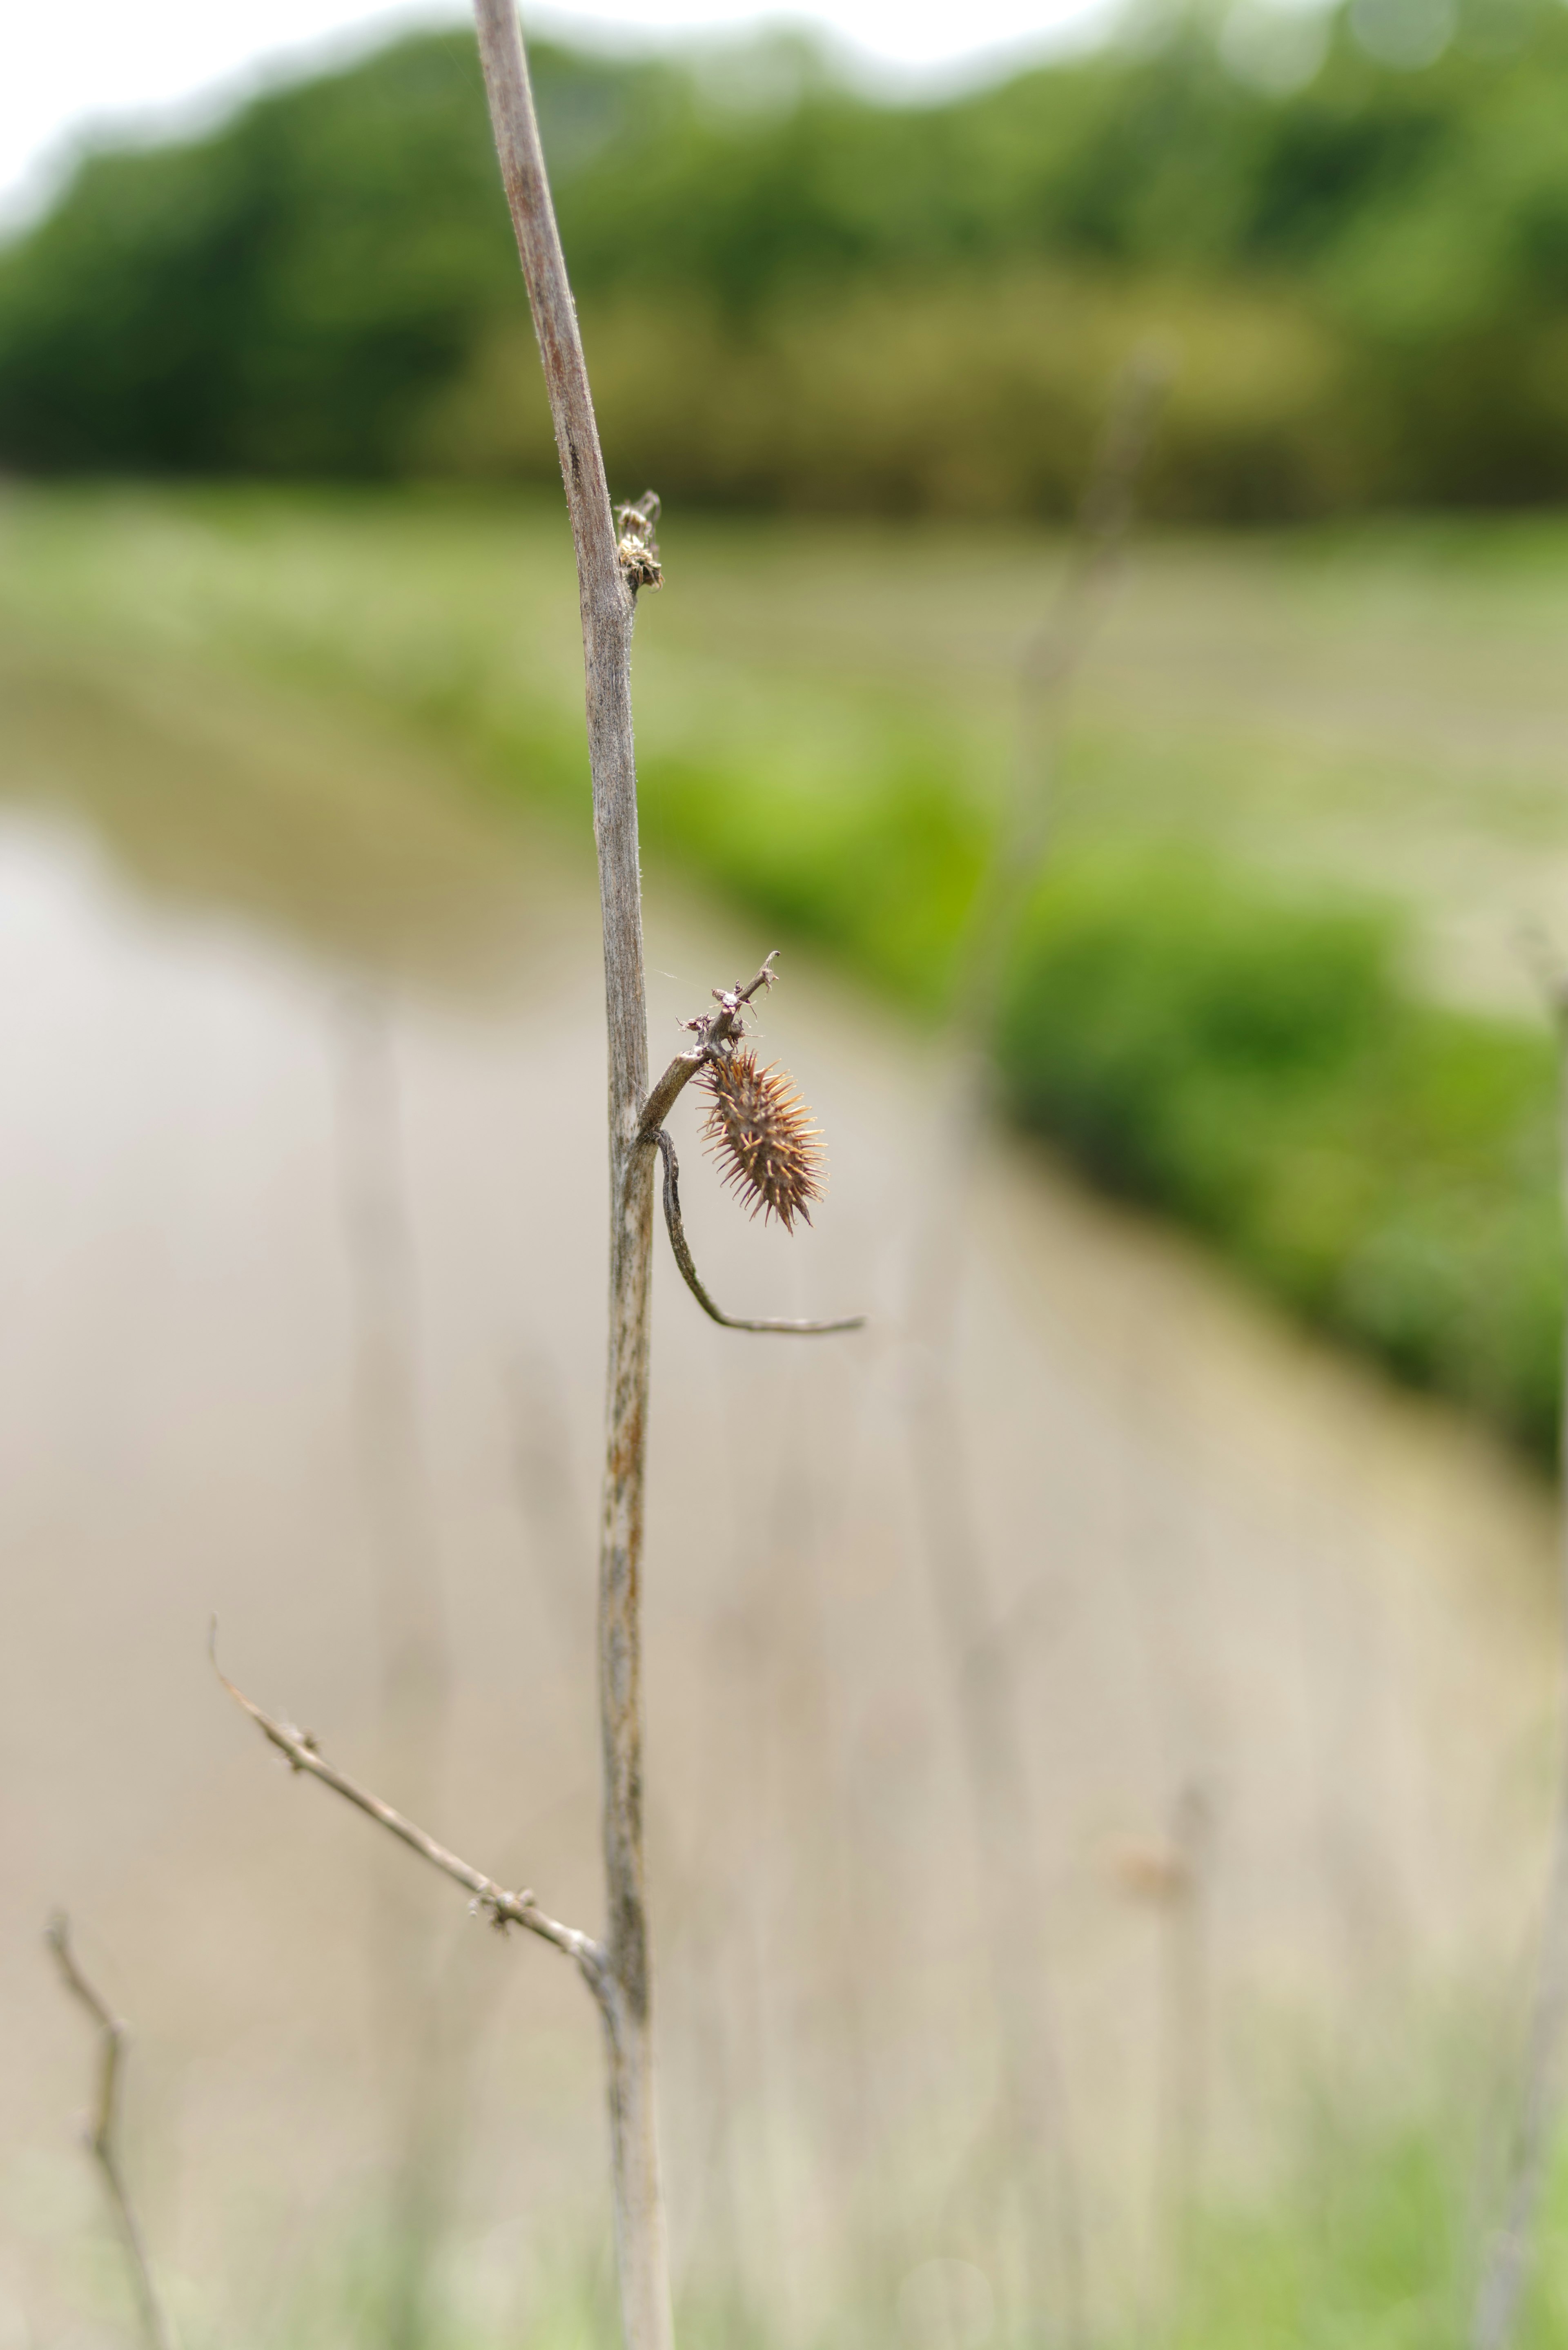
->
left=951, top=346, right=1169, bottom=1074
left=46, top=1916, right=176, bottom=2350
left=506, top=1350, right=594, bottom=1672
left=1153, top=1784, right=1212, bottom=2317
left=334, top=987, right=448, bottom=1812
left=333, top=987, right=455, bottom=2350
left=470, top=9, right=670, bottom=2349
left=1471, top=981, right=1568, bottom=2350
left=905, top=351, right=1168, bottom=2339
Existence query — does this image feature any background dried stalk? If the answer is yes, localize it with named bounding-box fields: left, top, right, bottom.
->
left=903, top=350, right=1168, bottom=2341
left=1471, top=959, right=1568, bottom=2350
left=46, top=1916, right=176, bottom=2350
left=332, top=986, right=461, bottom=2350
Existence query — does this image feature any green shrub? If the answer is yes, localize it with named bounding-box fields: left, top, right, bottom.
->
left=637, top=749, right=987, bottom=1011
left=998, top=854, right=1563, bottom=1454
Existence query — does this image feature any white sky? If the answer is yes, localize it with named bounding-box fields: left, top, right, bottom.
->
left=1, top=0, right=1110, bottom=227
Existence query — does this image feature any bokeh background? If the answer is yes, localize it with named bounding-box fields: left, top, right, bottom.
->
left=9, top=3, right=1568, bottom=2346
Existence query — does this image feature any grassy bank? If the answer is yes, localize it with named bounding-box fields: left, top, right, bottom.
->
left=1140, top=2091, right=1568, bottom=2350
left=1002, top=858, right=1562, bottom=1454
left=1, top=488, right=1563, bottom=1456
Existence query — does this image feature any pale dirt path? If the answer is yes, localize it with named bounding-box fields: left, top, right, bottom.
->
left=0, top=641, right=1559, bottom=2346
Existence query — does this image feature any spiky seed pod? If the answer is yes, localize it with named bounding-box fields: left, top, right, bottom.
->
left=699, top=1048, right=824, bottom=1233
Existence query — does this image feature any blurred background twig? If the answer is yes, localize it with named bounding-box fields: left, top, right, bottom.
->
left=1472, top=960, right=1568, bottom=2350
left=900, top=350, right=1167, bottom=2343
left=46, top=1916, right=176, bottom=2350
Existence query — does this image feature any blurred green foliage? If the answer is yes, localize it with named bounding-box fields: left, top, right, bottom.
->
left=641, top=719, right=1565, bottom=1455
left=1137, top=2088, right=1568, bottom=2350
left=7, top=0, right=1568, bottom=513
left=998, top=856, right=1563, bottom=1454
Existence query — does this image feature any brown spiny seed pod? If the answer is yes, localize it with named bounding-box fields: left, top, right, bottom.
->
left=699, top=1048, right=824, bottom=1233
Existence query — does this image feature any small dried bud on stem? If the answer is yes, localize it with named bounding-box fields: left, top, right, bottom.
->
left=615, top=492, right=663, bottom=591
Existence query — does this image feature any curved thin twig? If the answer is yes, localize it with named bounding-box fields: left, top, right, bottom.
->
left=655, top=1130, right=863, bottom=1335
left=210, top=1628, right=606, bottom=1996
left=46, top=1915, right=176, bottom=2350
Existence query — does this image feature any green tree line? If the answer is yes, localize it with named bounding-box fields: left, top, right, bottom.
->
left=4, top=0, right=1568, bottom=514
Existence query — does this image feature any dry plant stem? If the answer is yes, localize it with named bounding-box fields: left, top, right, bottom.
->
left=506, top=1351, right=595, bottom=1672
left=214, top=1638, right=605, bottom=1985
left=46, top=1916, right=176, bottom=2350
left=654, top=1130, right=864, bottom=1335
left=637, top=954, right=781, bottom=1143
left=333, top=988, right=456, bottom=2350
left=903, top=357, right=1167, bottom=2342
left=334, top=987, right=449, bottom=1810
left=472, top=4, right=670, bottom=2343
left=952, top=344, right=1169, bottom=1066
left=908, top=1394, right=1087, bottom=2338
left=1156, top=1785, right=1212, bottom=2318
left=1472, top=979, right=1568, bottom=2350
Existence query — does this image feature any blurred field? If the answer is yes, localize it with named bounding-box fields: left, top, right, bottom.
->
left=9, top=486, right=1568, bottom=1003
left=4, top=503, right=1568, bottom=2344
left=7, top=489, right=1568, bottom=1458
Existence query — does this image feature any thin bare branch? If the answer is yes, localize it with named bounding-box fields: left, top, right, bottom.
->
left=637, top=954, right=780, bottom=1143
left=210, top=1630, right=605, bottom=1993
left=653, top=1130, right=863, bottom=1335
left=46, top=1915, right=176, bottom=2350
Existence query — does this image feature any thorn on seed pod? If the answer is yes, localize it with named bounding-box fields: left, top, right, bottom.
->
left=699, top=1048, right=824, bottom=1233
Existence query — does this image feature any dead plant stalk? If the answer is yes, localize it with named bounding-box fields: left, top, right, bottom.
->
left=474, top=3, right=666, bottom=2336
left=904, top=349, right=1167, bottom=2339
left=46, top=1916, right=176, bottom=2350
left=219, top=12, right=858, bottom=2348
left=1471, top=956, right=1568, bottom=2350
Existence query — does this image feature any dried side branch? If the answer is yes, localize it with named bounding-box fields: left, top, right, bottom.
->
left=46, top=1916, right=176, bottom=2350
left=638, top=954, right=780, bottom=1142
left=211, top=1632, right=605, bottom=1993
left=654, top=1130, right=863, bottom=1335
left=638, top=954, right=863, bottom=1332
